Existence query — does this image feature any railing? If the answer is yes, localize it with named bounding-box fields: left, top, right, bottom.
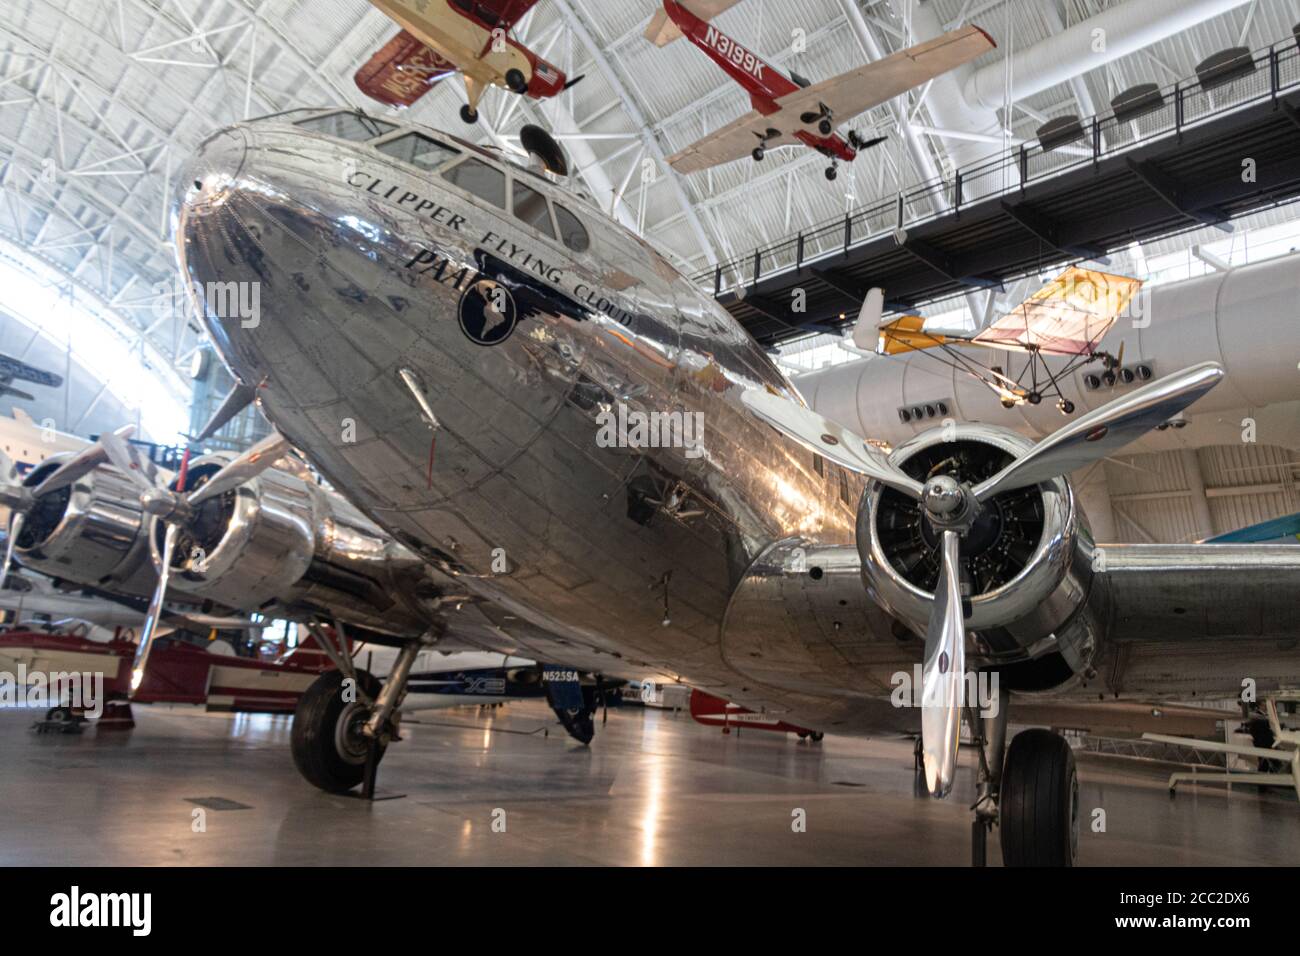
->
left=694, top=37, right=1300, bottom=298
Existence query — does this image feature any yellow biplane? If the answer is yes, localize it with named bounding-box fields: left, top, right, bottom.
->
left=860, top=267, right=1143, bottom=415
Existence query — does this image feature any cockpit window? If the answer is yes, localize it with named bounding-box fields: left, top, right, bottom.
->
left=376, top=132, right=461, bottom=172
left=442, top=157, right=507, bottom=208
left=512, top=181, right=555, bottom=239
left=295, top=112, right=397, bottom=142
left=553, top=203, right=590, bottom=253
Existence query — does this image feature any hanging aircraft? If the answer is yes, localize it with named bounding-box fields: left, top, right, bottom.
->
left=33, top=103, right=1288, bottom=866
left=658, top=0, right=995, bottom=180
left=865, top=267, right=1142, bottom=415
left=356, top=0, right=580, bottom=122
left=0, top=353, right=62, bottom=403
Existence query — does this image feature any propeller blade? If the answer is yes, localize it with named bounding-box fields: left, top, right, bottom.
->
left=562, top=73, right=585, bottom=90
left=131, top=522, right=177, bottom=694
left=972, top=362, right=1224, bottom=502
left=1, top=511, right=24, bottom=591
left=30, top=425, right=136, bottom=497
left=99, top=426, right=163, bottom=496
left=194, top=382, right=257, bottom=443
left=186, top=431, right=291, bottom=507
left=920, top=529, right=966, bottom=798
left=741, top=389, right=923, bottom=499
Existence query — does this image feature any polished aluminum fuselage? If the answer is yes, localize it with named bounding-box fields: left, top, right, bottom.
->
left=175, top=117, right=1300, bottom=733
left=175, top=119, right=896, bottom=729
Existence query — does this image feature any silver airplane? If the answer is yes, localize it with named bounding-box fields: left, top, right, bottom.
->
left=160, top=107, right=1298, bottom=866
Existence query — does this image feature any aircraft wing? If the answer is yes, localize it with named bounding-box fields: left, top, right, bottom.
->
left=667, top=110, right=799, bottom=174
left=355, top=29, right=458, bottom=108
left=775, top=25, right=995, bottom=129
left=480, top=0, right=543, bottom=34
left=971, top=266, right=1141, bottom=355
left=645, top=0, right=743, bottom=46
left=1205, top=511, right=1300, bottom=544
left=0, top=353, right=62, bottom=389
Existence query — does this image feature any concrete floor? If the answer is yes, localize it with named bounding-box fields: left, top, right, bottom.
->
left=0, top=700, right=1295, bottom=866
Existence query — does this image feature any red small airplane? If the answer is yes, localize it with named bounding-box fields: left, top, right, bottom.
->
left=356, top=1, right=580, bottom=123
left=658, top=0, right=995, bottom=180
left=689, top=689, right=823, bottom=741
left=0, top=628, right=339, bottom=729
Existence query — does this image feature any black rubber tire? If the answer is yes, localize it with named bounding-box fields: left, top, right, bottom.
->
left=460, top=103, right=479, bottom=124
left=818, top=118, right=833, bottom=135
left=752, top=147, right=765, bottom=161
left=809, top=731, right=824, bottom=742
left=291, top=669, right=384, bottom=793
left=1000, top=729, right=1079, bottom=867
left=505, top=68, right=528, bottom=94
left=825, top=166, right=838, bottom=181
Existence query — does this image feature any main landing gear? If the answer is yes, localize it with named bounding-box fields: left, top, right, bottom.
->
left=291, top=623, right=431, bottom=799
left=967, top=684, right=1080, bottom=867
left=825, top=163, right=839, bottom=181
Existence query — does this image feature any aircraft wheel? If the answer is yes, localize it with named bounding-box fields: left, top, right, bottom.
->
left=810, top=731, right=824, bottom=742
left=459, top=104, right=479, bottom=124
left=818, top=118, right=833, bottom=135
left=825, top=166, right=838, bottom=181
left=752, top=146, right=766, bottom=162
left=797, top=730, right=809, bottom=739
left=45, top=706, right=75, bottom=723
left=505, top=69, right=528, bottom=94
left=1058, top=399, right=1075, bottom=415
left=1000, top=398, right=1016, bottom=409
left=1027, top=391, right=1042, bottom=405
left=291, top=669, right=385, bottom=793
left=1000, top=729, right=1079, bottom=867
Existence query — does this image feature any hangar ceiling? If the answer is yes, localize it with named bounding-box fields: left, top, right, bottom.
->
left=1, top=0, right=1296, bottom=391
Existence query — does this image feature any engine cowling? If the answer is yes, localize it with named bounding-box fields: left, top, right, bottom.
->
left=12, top=454, right=156, bottom=597
left=856, top=423, right=1101, bottom=685
left=147, top=453, right=436, bottom=638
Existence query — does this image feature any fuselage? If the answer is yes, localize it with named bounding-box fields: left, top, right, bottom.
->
left=175, top=111, right=876, bottom=729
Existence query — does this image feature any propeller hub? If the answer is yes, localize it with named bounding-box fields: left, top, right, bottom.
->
left=141, top=489, right=191, bottom=523
left=921, top=476, right=965, bottom=518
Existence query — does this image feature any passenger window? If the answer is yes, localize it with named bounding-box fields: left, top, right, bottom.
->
left=512, top=181, right=555, bottom=238
left=442, top=158, right=507, bottom=208
left=376, top=132, right=461, bottom=172
left=553, top=203, right=590, bottom=252
left=295, top=112, right=397, bottom=142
